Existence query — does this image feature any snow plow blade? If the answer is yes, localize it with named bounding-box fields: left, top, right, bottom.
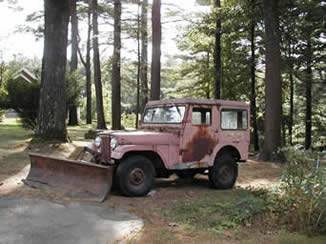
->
left=23, top=153, right=112, bottom=202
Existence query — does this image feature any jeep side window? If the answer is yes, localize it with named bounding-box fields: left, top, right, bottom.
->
left=221, top=109, right=248, bottom=130
left=192, top=108, right=211, bottom=125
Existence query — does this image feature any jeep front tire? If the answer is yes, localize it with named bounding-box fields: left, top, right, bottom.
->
left=116, top=155, right=155, bottom=197
left=209, top=154, right=238, bottom=189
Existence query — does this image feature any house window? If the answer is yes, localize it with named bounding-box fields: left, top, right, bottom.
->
left=221, top=109, right=248, bottom=130
left=192, top=108, right=211, bottom=125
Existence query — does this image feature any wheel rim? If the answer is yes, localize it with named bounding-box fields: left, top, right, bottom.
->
left=218, top=165, right=234, bottom=185
left=128, top=168, right=146, bottom=188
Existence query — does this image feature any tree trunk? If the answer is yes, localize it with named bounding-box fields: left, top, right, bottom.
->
left=288, top=41, right=294, bottom=145
left=213, top=0, right=221, bottom=99
left=305, top=37, right=312, bottom=150
left=281, top=98, right=286, bottom=147
left=86, top=0, right=92, bottom=124
left=111, top=0, right=121, bottom=130
left=150, top=0, right=161, bottom=101
left=68, top=0, right=79, bottom=126
left=92, top=0, right=107, bottom=129
left=140, top=0, right=148, bottom=111
left=206, top=52, right=210, bottom=99
left=136, top=2, right=141, bottom=129
left=262, top=0, right=282, bottom=160
left=36, top=0, right=69, bottom=141
left=250, top=21, right=259, bottom=152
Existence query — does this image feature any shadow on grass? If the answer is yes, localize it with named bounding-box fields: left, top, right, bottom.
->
left=154, top=175, right=211, bottom=190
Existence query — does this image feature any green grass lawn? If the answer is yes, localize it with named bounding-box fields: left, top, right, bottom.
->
left=0, top=118, right=95, bottom=147
left=67, top=124, right=95, bottom=141
left=0, top=119, right=33, bottom=147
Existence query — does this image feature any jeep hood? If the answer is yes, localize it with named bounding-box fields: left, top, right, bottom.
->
left=101, top=130, right=179, bottom=145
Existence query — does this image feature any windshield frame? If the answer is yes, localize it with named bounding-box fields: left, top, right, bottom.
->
left=142, top=105, right=186, bottom=124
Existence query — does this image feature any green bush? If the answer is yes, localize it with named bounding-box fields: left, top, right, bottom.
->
left=278, top=148, right=326, bottom=233
left=4, top=79, right=40, bottom=130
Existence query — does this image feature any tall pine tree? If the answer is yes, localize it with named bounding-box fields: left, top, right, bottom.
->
left=36, top=0, right=70, bottom=141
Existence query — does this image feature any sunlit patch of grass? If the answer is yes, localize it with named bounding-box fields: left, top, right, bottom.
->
left=2, top=118, right=22, bottom=125
left=0, top=119, right=32, bottom=147
left=67, top=123, right=95, bottom=141
left=0, top=118, right=96, bottom=147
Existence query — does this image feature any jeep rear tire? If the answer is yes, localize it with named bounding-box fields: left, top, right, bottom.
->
left=209, top=154, right=238, bottom=189
left=116, top=156, right=155, bottom=197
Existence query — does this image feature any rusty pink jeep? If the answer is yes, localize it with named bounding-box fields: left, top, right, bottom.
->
left=90, top=98, right=250, bottom=197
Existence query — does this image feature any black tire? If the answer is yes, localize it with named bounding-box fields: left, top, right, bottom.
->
left=209, top=154, right=238, bottom=189
left=116, top=155, right=155, bottom=197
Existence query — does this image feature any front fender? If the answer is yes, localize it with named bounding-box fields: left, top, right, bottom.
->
left=111, top=144, right=169, bottom=168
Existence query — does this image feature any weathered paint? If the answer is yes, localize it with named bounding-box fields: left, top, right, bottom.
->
left=101, top=130, right=179, bottom=146
left=182, top=126, right=218, bottom=162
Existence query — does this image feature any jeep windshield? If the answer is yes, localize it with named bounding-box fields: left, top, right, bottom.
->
left=143, top=105, right=186, bottom=124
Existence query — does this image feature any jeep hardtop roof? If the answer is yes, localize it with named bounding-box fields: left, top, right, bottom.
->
left=146, top=98, right=249, bottom=108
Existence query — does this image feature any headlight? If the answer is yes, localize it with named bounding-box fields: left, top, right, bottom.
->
left=94, top=136, right=102, bottom=148
left=111, top=136, right=118, bottom=150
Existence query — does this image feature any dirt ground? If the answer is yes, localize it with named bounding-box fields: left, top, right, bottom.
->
left=0, top=138, right=284, bottom=243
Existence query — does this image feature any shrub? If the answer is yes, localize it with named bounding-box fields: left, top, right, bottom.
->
left=279, top=148, right=326, bottom=233
left=4, top=78, right=40, bottom=130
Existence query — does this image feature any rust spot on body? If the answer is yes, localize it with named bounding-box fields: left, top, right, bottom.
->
left=182, top=126, right=218, bottom=162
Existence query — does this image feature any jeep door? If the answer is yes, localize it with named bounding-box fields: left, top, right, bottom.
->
left=180, top=105, right=219, bottom=165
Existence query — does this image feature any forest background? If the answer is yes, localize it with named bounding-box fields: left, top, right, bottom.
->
left=0, top=0, right=325, bottom=161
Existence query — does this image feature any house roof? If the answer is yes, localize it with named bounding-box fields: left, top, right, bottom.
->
left=13, top=68, right=37, bottom=83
